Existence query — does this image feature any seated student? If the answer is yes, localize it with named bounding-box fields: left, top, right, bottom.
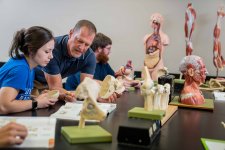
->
left=65, top=33, right=114, bottom=90
left=0, top=122, right=28, bottom=147
left=0, top=26, right=57, bottom=114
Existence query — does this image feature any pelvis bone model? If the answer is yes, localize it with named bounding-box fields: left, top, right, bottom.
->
left=75, top=77, right=106, bottom=128
left=99, top=75, right=125, bottom=99
left=141, top=66, right=170, bottom=111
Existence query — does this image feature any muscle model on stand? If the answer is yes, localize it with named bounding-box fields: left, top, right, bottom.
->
left=213, top=6, right=225, bottom=76
left=179, top=55, right=207, bottom=105
left=184, top=3, right=196, bottom=56
left=144, top=13, right=169, bottom=81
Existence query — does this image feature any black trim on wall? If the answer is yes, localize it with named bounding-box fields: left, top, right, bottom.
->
left=134, top=71, right=225, bottom=80
left=0, top=62, right=5, bottom=68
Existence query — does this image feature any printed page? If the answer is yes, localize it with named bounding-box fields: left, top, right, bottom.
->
left=213, top=91, right=225, bottom=101
left=0, top=117, right=56, bottom=148
left=50, top=101, right=116, bottom=121
left=201, top=138, right=225, bottom=150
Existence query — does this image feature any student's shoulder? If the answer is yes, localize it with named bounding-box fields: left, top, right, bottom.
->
left=86, top=48, right=94, bottom=55
left=12, top=60, right=29, bottom=71
left=84, top=48, right=95, bottom=60
left=105, top=63, right=112, bottom=67
left=53, top=35, right=68, bottom=57
left=4, top=60, right=30, bottom=76
left=7, top=57, right=29, bottom=68
left=55, top=35, right=68, bottom=44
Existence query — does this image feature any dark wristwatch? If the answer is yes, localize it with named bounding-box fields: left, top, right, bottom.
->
left=31, top=97, right=38, bottom=110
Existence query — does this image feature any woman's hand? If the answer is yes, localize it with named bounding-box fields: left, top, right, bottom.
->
left=35, top=93, right=56, bottom=108
left=0, top=122, right=28, bottom=147
left=58, top=91, right=76, bottom=102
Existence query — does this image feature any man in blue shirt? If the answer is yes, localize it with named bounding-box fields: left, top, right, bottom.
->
left=65, top=33, right=116, bottom=90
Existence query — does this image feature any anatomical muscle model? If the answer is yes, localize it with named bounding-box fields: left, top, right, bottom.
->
left=213, top=6, right=225, bottom=76
left=184, top=3, right=196, bottom=56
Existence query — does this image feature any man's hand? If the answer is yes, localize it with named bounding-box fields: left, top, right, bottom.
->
left=98, top=92, right=120, bottom=103
left=59, top=91, right=76, bottom=102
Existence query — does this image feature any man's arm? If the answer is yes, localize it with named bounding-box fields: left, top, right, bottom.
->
left=80, top=72, right=94, bottom=82
left=44, top=72, right=64, bottom=91
left=81, top=72, right=104, bottom=88
left=44, top=72, right=75, bottom=101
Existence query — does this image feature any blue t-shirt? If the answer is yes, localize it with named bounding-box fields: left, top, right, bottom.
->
left=0, top=57, right=34, bottom=100
left=65, top=62, right=115, bottom=90
left=34, top=35, right=96, bottom=84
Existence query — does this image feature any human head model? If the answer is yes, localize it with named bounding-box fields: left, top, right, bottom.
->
left=179, top=55, right=207, bottom=85
left=150, top=13, right=164, bottom=31
left=179, top=55, right=207, bottom=105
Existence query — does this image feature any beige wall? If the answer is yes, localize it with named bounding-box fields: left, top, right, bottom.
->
left=0, top=0, right=225, bottom=76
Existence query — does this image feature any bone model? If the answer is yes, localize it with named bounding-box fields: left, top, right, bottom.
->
left=75, top=77, right=106, bottom=128
left=141, top=66, right=170, bottom=111
left=99, top=75, right=125, bottom=99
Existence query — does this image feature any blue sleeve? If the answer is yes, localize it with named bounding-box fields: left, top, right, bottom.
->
left=43, top=56, right=60, bottom=75
left=80, top=52, right=96, bottom=75
left=65, top=72, right=81, bottom=90
left=2, top=66, right=29, bottom=91
left=106, top=64, right=115, bottom=77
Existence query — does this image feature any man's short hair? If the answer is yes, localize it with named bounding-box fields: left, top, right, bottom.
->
left=73, top=20, right=97, bottom=35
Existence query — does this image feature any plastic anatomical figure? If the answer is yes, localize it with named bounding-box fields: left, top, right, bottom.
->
left=75, top=77, right=106, bottom=128
left=141, top=66, right=155, bottom=111
left=179, top=55, right=207, bottom=105
left=115, top=60, right=141, bottom=88
left=115, top=60, right=133, bottom=80
left=213, top=6, right=225, bottom=75
left=184, top=3, right=196, bottom=56
left=144, top=13, right=169, bottom=81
